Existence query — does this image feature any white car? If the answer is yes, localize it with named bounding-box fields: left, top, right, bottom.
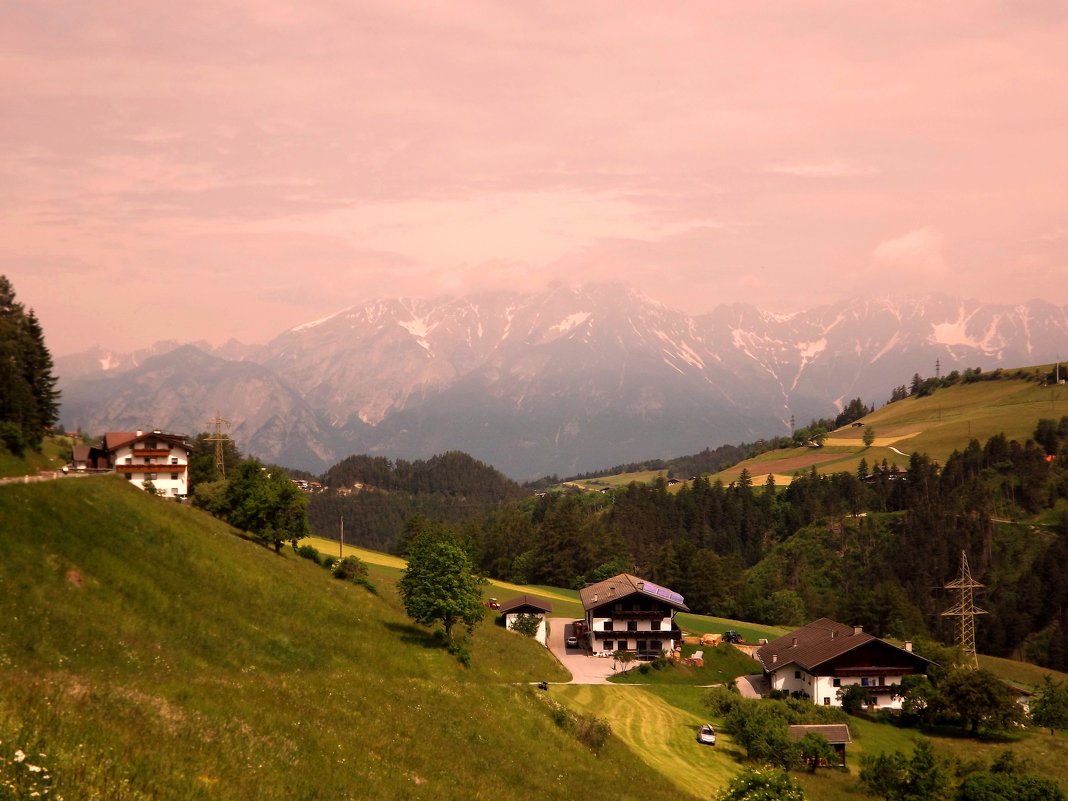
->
left=565, top=635, right=579, bottom=648
left=696, top=724, right=716, bottom=746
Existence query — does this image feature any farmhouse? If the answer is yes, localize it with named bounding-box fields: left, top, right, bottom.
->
left=578, top=573, right=688, bottom=659
left=498, top=595, right=552, bottom=647
left=756, top=618, right=931, bottom=709
left=103, top=430, right=192, bottom=497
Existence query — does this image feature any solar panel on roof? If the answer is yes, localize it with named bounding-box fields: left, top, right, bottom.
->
left=639, top=580, right=684, bottom=606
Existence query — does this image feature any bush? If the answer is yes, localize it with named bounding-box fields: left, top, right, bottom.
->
left=332, top=555, right=368, bottom=582
left=296, top=544, right=322, bottom=564
left=0, top=421, right=26, bottom=456
left=638, top=663, right=651, bottom=675
left=544, top=697, right=612, bottom=754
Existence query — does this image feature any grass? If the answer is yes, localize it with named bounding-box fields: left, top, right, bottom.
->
left=0, top=477, right=689, bottom=801
left=0, top=436, right=70, bottom=477
left=609, top=644, right=760, bottom=687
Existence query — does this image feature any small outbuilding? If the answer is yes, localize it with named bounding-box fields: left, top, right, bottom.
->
left=499, top=595, right=553, bottom=647
left=788, top=724, right=852, bottom=768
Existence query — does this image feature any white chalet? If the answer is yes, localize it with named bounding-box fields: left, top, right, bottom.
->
left=578, top=573, right=688, bottom=659
left=103, top=430, right=192, bottom=497
left=756, top=618, right=932, bottom=709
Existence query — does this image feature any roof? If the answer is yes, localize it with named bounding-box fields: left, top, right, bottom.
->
left=788, top=724, right=852, bottom=745
left=72, top=445, right=92, bottom=461
left=756, top=617, right=930, bottom=674
left=578, top=573, right=689, bottom=612
left=103, top=431, right=190, bottom=453
left=498, top=595, right=552, bottom=614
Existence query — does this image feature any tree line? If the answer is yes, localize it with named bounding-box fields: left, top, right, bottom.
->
left=0, top=276, right=60, bottom=455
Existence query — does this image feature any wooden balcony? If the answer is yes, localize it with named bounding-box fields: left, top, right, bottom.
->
left=115, top=464, right=186, bottom=474
left=132, top=449, right=172, bottom=457
left=592, top=627, right=681, bottom=640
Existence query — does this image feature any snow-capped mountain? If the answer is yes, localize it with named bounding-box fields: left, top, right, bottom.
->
left=56, top=286, right=1068, bottom=478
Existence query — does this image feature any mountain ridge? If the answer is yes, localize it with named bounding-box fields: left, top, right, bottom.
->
left=56, top=286, right=1068, bottom=478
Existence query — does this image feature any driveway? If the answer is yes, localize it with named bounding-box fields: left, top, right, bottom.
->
left=735, top=673, right=769, bottom=699
left=546, top=617, right=618, bottom=684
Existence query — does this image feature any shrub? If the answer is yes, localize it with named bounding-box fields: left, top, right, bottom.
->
left=296, top=544, right=322, bottom=564
left=638, top=663, right=650, bottom=675
left=332, top=555, right=368, bottom=582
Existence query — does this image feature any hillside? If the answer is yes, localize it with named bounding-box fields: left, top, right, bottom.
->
left=710, top=367, right=1068, bottom=486
left=0, top=477, right=689, bottom=801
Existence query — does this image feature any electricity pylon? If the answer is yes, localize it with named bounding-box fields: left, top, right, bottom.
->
left=205, top=412, right=231, bottom=479
left=942, top=550, right=987, bottom=667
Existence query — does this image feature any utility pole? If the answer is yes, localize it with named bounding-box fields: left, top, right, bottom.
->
left=340, top=515, right=344, bottom=559
left=942, top=550, right=987, bottom=668
left=205, top=412, right=231, bottom=479
left=935, top=358, right=941, bottom=380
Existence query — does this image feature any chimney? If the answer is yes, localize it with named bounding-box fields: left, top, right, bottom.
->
left=791, top=637, right=798, bottom=648
left=831, top=630, right=837, bottom=639
left=904, top=641, right=913, bottom=653
left=136, top=430, right=143, bottom=437
left=853, top=625, right=863, bottom=636
left=772, top=654, right=778, bottom=664
left=593, top=594, right=598, bottom=603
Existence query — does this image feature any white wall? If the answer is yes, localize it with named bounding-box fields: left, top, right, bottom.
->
left=113, top=436, right=189, bottom=497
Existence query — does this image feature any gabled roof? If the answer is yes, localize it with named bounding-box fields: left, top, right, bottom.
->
left=103, top=431, right=190, bottom=453
left=578, top=573, right=689, bottom=612
left=756, top=617, right=930, bottom=673
left=498, top=595, right=552, bottom=614
left=788, top=724, right=852, bottom=745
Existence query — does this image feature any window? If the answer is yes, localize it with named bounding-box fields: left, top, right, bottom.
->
left=171, top=473, right=179, bottom=481
left=124, top=474, right=132, bottom=481
left=145, top=473, right=156, bottom=481
left=171, top=457, right=178, bottom=465
left=824, top=698, right=831, bottom=706
left=832, top=678, right=841, bottom=688
left=614, top=603, right=622, bottom=612
left=125, top=457, right=132, bottom=465
left=627, top=621, right=637, bottom=632
left=604, top=621, right=614, bottom=632
left=604, top=640, right=613, bottom=651
left=144, top=457, right=151, bottom=464
left=795, top=670, right=802, bottom=679
left=650, top=640, right=661, bottom=653
left=650, top=620, right=661, bottom=631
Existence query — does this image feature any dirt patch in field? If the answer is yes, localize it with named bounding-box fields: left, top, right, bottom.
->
left=65, top=568, right=84, bottom=588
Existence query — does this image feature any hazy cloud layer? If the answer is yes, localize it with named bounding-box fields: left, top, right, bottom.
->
left=2, top=1, right=1067, bottom=354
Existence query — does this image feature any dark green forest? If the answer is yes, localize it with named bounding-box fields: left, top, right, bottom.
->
left=0, top=275, right=60, bottom=454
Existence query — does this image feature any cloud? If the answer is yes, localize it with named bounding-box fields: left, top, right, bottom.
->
left=761, top=160, right=880, bottom=178
left=872, top=227, right=947, bottom=278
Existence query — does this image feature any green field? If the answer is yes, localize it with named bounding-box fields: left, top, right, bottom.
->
left=0, top=478, right=690, bottom=801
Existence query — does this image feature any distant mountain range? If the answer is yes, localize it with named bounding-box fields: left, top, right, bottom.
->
left=56, top=285, right=1068, bottom=479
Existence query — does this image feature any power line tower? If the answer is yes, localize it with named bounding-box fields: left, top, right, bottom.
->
left=205, top=412, right=231, bottom=480
left=941, top=550, right=987, bottom=667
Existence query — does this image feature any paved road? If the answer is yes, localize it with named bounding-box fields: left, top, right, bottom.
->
left=545, top=617, right=618, bottom=684
left=735, top=674, right=769, bottom=699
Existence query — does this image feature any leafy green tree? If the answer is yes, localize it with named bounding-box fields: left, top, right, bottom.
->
left=797, top=731, right=838, bottom=772
left=509, top=612, right=541, bottom=638
left=1030, top=675, right=1068, bottom=734
left=399, top=531, right=486, bottom=642
left=937, top=668, right=1023, bottom=735
left=726, top=703, right=798, bottom=769
left=838, top=683, right=870, bottom=714
left=217, top=460, right=310, bottom=553
left=955, top=772, right=1066, bottom=801
left=716, top=768, right=806, bottom=801
left=863, top=426, right=876, bottom=447
left=860, top=750, right=908, bottom=800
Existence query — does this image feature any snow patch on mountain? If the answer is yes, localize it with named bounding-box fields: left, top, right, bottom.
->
left=551, top=312, right=592, bottom=336
left=291, top=308, right=347, bottom=333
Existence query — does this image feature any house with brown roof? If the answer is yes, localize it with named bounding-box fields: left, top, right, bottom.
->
left=756, top=617, right=931, bottom=709
left=577, top=573, right=689, bottom=659
left=498, top=595, right=553, bottom=646
left=103, top=429, right=192, bottom=497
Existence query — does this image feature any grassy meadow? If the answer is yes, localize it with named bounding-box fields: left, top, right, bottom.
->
left=0, top=477, right=692, bottom=801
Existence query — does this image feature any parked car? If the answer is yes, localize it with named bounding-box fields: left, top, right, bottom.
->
left=566, top=635, right=579, bottom=648
left=697, top=724, right=716, bottom=745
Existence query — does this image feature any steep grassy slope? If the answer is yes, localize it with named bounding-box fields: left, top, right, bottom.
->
left=0, top=477, right=691, bottom=801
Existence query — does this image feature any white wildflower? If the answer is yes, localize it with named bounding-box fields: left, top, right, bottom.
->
left=14, top=749, right=25, bottom=763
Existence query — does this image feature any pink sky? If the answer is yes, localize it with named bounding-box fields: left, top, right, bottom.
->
left=2, top=1, right=1067, bottom=355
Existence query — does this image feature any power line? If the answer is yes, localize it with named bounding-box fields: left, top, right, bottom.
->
left=205, top=411, right=231, bottom=479
left=941, top=550, right=987, bottom=668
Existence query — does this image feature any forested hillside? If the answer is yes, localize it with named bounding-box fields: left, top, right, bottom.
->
left=307, top=451, right=527, bottom=551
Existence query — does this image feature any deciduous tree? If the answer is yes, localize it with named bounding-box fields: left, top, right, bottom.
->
left=399, top=530, right=486, bottom=641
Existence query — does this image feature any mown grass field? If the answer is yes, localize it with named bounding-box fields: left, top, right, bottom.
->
left=0, top=477, right=693, bottom=801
